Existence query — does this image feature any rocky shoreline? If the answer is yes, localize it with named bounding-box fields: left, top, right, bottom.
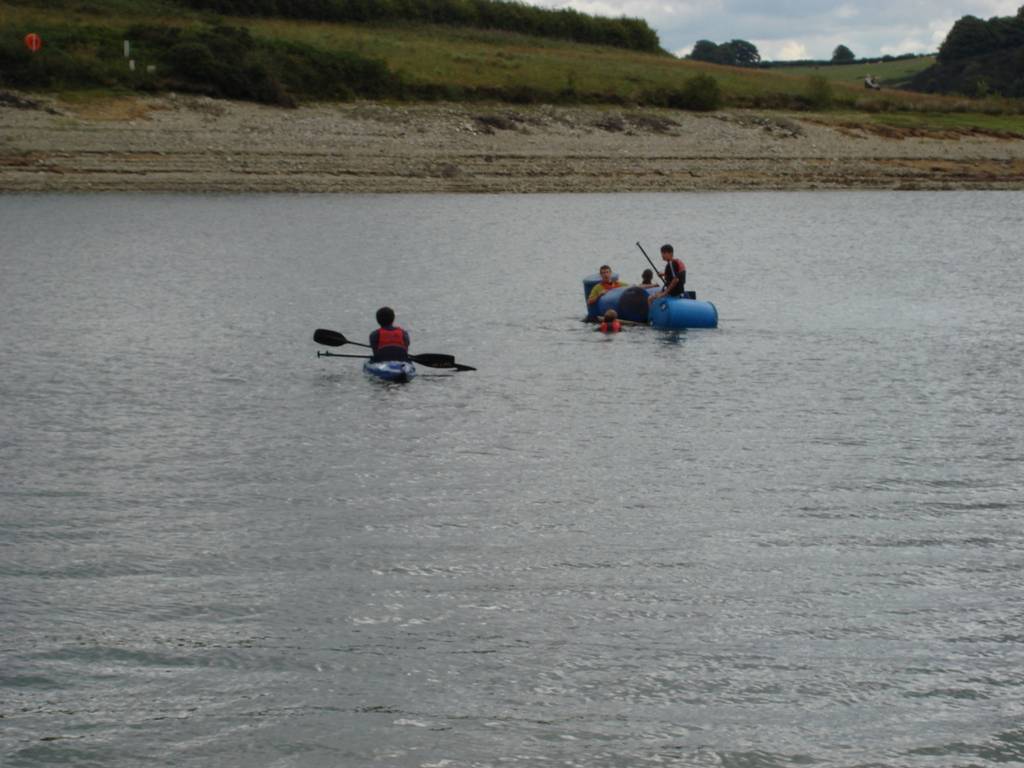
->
left=2, top=91, right=1024, bottom=192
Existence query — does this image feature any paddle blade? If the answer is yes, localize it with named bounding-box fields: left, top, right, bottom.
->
left=410, top=352, right=455, bottom=368
left=317, top=351, right=370, bottom=360
left=314, top=328, right=347, bottom=347
left=411, top=353, right=476, bottom=371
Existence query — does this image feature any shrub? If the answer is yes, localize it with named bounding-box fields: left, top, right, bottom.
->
left=0, top=36, right=38, bottom=87
left=673, top=74, right=721, bottom=111
left=804, top=75, right=833, bottom=109
left=640, top=75, right=722, bottom=111
left=273, top=45, right=398, bottom=100
left=166, top=41, right=219, bottom=84
left=164, top=39, right=287, bottom=104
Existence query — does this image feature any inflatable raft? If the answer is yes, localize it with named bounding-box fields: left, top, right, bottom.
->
left=583, top=273, right=718, bottom=329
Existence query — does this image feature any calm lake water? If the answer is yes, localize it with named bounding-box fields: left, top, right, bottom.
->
left=2, top=191, right=1023, bottom=767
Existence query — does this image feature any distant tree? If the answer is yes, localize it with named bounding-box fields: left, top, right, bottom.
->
left=989, top=15, right=1024, bottom=49
left=832, top=44, right=855, bottom=63
left=909, top=7, right=1024, bottom=96
left=938, top=15, right=997, bottom=61
left=689, top=38, right=760, bottom=66
left=721, top=39, right=760, bottom=66
left=689, top=39, right=721, bottom=63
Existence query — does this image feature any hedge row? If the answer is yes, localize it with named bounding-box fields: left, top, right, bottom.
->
left=0, top=24, right=399, bottom=104
left=173, top=0, right=661, bottom=53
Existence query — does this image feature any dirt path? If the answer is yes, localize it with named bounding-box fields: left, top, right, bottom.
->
left=2, top=92, right=1024, bottom=192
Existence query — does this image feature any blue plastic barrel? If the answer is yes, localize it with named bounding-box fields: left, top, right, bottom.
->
left=648, top=296, right=718, bottom=329
left=595, top=285, right=656, bottom=323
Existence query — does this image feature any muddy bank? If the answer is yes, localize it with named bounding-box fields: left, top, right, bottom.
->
left=2, top=92, right=1024, bottom=192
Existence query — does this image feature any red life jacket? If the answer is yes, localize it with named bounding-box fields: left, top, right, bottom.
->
left=376, top=326, right=408, bottom=350
left=599, top=320, right=621, bottom=333
left=373, top=326, right=409, bottom=362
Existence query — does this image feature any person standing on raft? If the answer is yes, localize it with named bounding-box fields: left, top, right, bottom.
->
left=648, top=244, right=686, bottom=304
left=369, top=306, right=411, bottom=362
left=587, top=265, right=626, bottom=306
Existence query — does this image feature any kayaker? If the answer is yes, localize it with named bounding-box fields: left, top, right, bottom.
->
left=587, top=265, right=626, bottom=306
left=599, top=309, right=621, bottom=333
left=639, top=268, right=658, bottom=288
left=648, top=244, right=686, bottom=304
left=369, top=306, right=410, bottom=362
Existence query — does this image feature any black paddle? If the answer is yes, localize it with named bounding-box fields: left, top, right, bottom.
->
left=313, top=329, right=476, bottom=371
left=317, top=350, right=476, bottom=371
left=313, top=328, right=368, bottom=348
left=635, top=242, right=668, bottom=287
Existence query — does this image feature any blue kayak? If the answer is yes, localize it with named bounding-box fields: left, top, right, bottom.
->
left=363, top=360, right=417, bottom=382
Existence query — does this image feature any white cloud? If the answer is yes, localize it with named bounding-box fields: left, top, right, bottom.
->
left=880, top=38, right=929, bottom=56
left=922, top=17, right=957, bottom=53
left=972, top=0, right=1022, bottom=15
left=834, top=4, right=859, bottom=20
left=533, top=0, right=709, bottom=19
left=770, top=40, right=812, bottom=60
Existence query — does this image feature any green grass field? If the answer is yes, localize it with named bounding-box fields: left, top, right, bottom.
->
left=2, top=0, right=1023, bottom=132
left=775, top=56, right=936, bottom=86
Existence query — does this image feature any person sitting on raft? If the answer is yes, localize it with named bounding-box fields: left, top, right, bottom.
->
left=599, top=309, right=621, bottom=333
left=639, top=268, right=658, bottom=288
left=648, top=244, right=686, bottom=304
left=587, top=265, right=626, bottom=306
left=369, top=306, right=410, bottom=362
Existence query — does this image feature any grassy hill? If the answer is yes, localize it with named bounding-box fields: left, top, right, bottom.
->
left=2, top=0, right=1023, bottom=133
left=768, top=56, right=936, bottom=88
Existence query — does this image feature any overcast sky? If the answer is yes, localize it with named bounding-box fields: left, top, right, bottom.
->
left=532, top=1, right=1022, bottom=60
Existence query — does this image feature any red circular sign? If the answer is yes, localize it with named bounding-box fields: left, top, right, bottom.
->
left=24, top=33, right=43, bottom=53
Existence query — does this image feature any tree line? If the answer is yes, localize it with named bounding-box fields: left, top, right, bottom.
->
left=938, top=6, right=1024, bottom=61
left=689, top=39, right=923, bottom=68
left=173, top=0, right=662, bottom=53
left=910, top=5, right=1024, bottom=97
left=688, top=38, right=760, bottom=66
